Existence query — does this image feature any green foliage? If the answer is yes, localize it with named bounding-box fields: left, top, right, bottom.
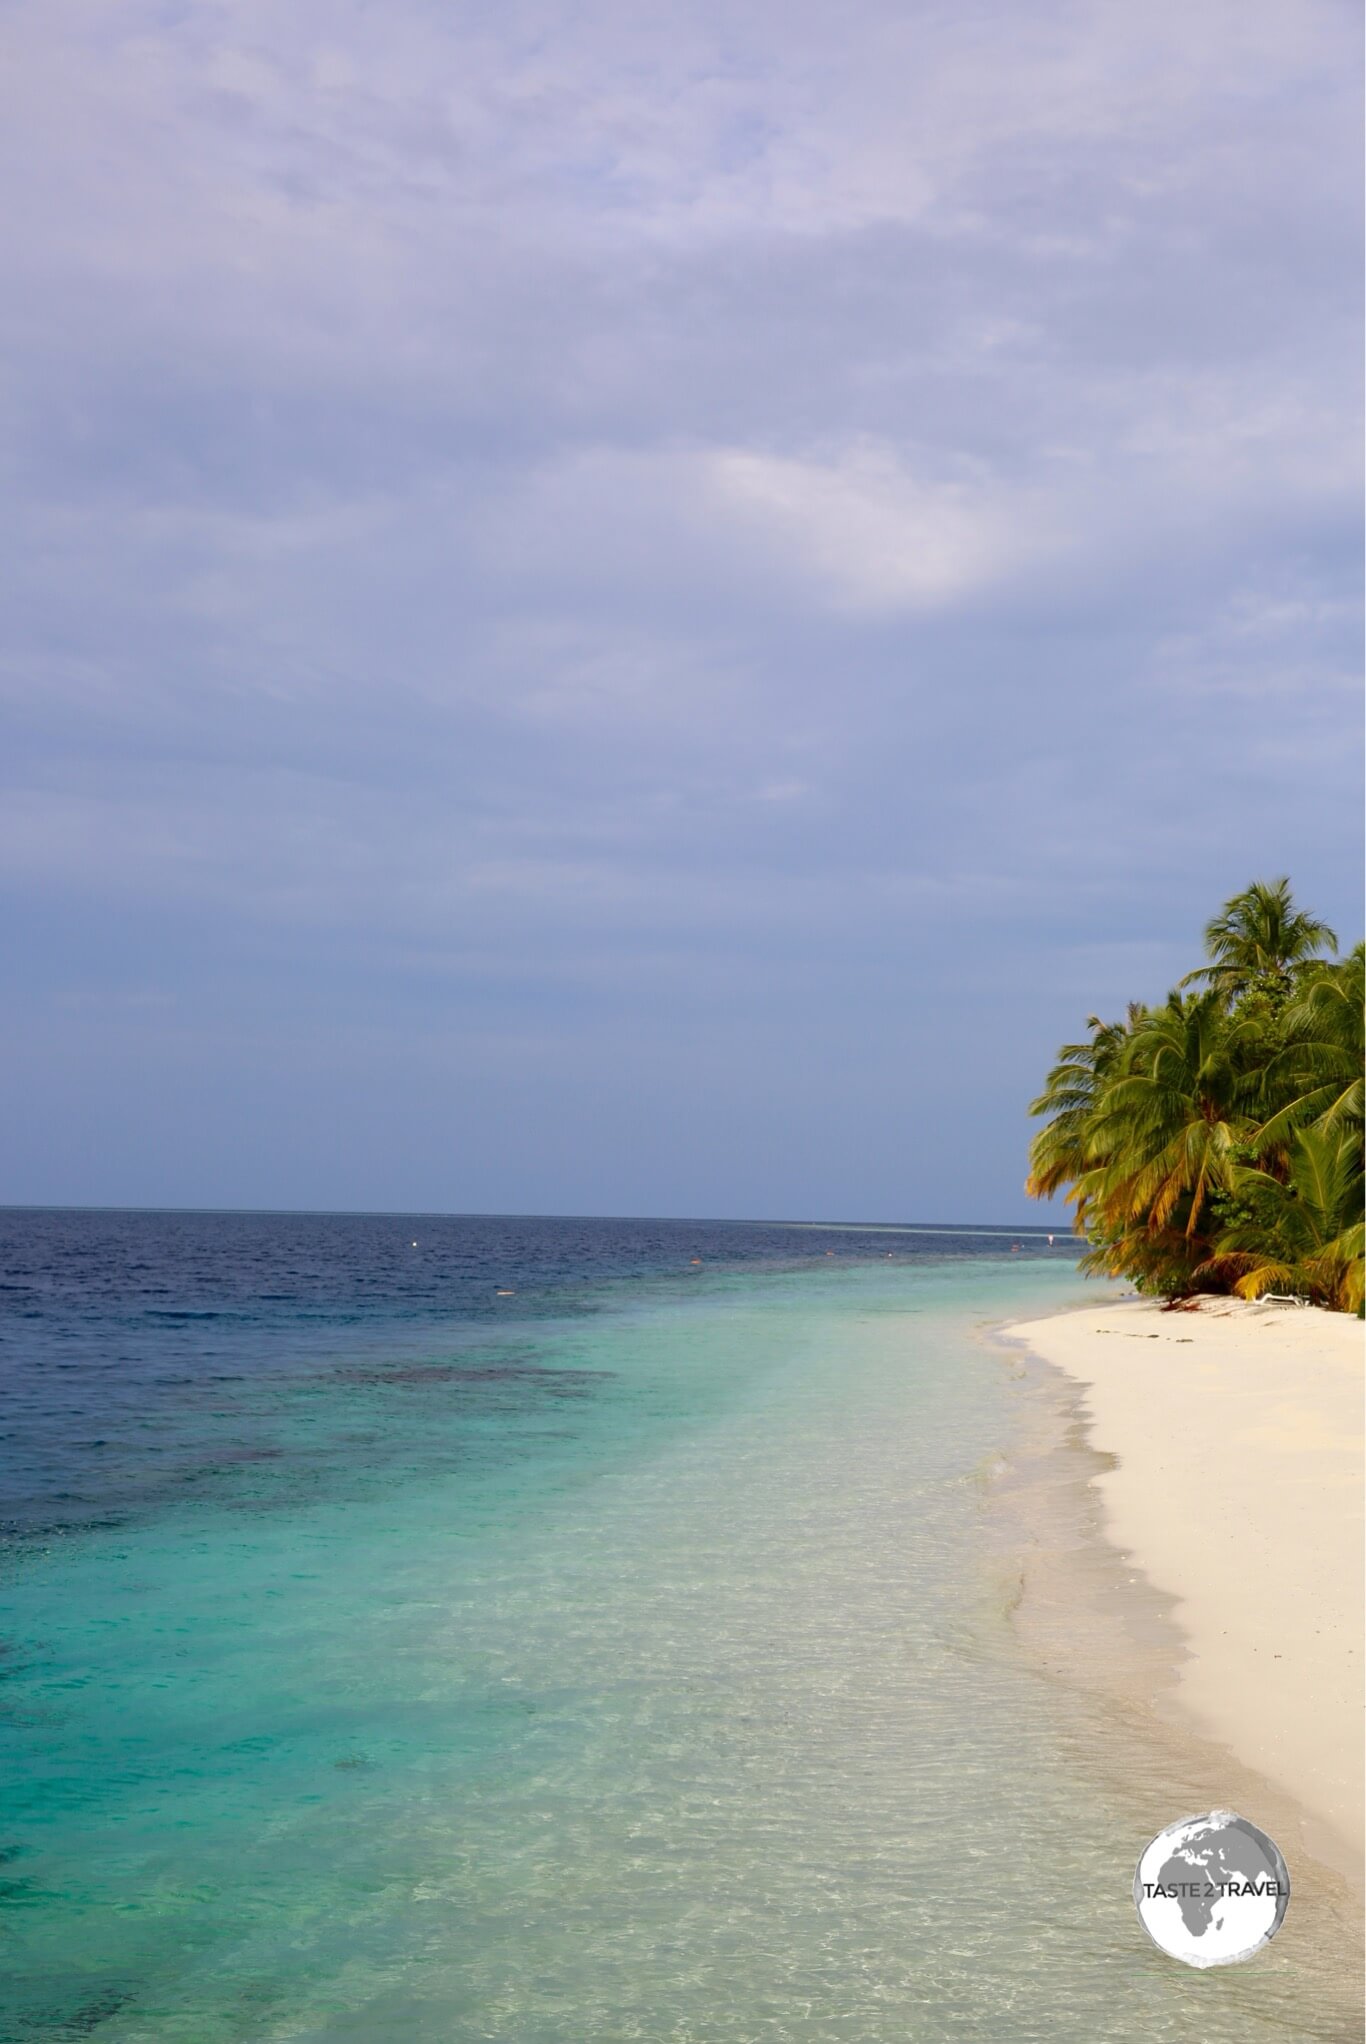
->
left=1179, top=876, right=1338, bottom=1011
left=1196, top=1127, right=1365, bottom=1316
left=1028, top=883, right=1364, bottom=1312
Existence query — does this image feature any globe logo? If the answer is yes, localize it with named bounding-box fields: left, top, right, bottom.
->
left=1134, top=1811, right=1290, bottom=1967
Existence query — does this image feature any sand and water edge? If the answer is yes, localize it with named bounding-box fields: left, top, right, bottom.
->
left=988, top=1291, right=1363, bottom=1985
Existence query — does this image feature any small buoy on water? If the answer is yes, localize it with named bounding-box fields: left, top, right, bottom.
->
left=689, top=1258, right=702, bottom=1266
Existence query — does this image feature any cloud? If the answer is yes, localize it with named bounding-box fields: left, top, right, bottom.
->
left=0, top=0, right=1359, bottom=1211
left=465, top=437, right=1047, bottom=618
left=704, top=441, right=1051, bottom=611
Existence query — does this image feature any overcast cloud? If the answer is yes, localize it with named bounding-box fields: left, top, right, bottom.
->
left=2, top=0, right=1361, bottom=1218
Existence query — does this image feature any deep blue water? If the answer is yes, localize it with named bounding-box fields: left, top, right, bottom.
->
left=0, top=1208, right=1059, bottom=1543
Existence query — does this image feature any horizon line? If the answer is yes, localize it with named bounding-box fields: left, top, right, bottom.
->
left=0, top=1201, right=1068, bottom=1239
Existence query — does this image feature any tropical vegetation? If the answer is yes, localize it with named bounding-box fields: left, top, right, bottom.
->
left=1026, top=880, right=1364, bottom=1312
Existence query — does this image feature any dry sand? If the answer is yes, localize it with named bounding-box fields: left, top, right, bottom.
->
left=1005, top=1295, right=1364, bottom=1885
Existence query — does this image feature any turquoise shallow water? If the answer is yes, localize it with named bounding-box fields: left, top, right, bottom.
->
left=1, top=1216, right=1359, bottom=2040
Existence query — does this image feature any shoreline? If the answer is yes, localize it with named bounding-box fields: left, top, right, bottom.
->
left=1000, top=1294, right=1364, bottom=1892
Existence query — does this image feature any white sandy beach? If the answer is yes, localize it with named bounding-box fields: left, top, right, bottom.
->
left=1006, top=1296, right=1364, bottom=1885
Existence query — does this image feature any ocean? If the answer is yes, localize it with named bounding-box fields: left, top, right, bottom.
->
left=0, top=1210, right=1358, bottom=2041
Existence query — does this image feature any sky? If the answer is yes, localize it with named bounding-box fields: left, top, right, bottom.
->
left=2, top=0, right=1361, bottom=1222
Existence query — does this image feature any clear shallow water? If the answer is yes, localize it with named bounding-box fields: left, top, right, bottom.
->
left=0, top=1212, right=1358, bottom=2041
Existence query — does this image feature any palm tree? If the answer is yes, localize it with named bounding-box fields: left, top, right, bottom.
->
left=1252, top=944, right=1365, bottom=1150
left=1085, top=991, right=1253, bottom=1241
left=1199, top=1125, right=1365, bottom=1314
left=1181, top=878, right=1337, bottom=1007
left=1024, top=1006, right=1140, bottom=1216
left=1025, top=883, right=1361, bottom=1308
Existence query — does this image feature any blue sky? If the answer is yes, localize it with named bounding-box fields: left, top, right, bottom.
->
left=2, top=0, right=1361, bottom=1220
